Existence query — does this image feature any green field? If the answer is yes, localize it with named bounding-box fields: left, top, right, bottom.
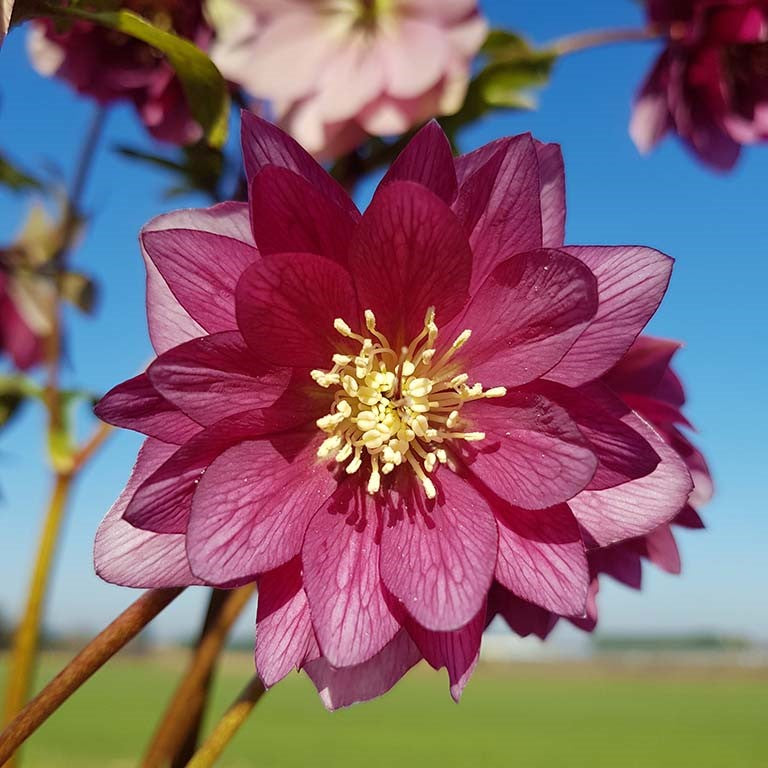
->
left=3, top=653, right=766, bottom=767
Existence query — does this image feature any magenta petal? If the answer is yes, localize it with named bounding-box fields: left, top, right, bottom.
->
left=569, top=412, right=693, bottom=547
left=461, top=393, right=597, bottom=510
left=241, top=112, right=357, bottom=217
left=674, top=504, right=705, bottom=530
left=186, top=431, right=338, bottom=583
left=305, top=630, right=422, bottom=711
left=453, top=134, right=543, bottom=292
left=147, top=332, right=290, bottom=426
left=236, top=253, right=359, bottom=369
left=590, top=544, right=643, bottom=590
left=249, top=166, right=359, bottom=265
left=603, top=335, right=683, bottom=399
left=94, top=440, right=204, bottom=588
left=406, top=608, right=484, bottom=702
left=303, top=484, right=399, bottom=668
left=95, top=373, right=201, bottom=444
left=630, top=53, right=672, bottom=154
left=489, top=584, right=558, bottom=640
left=350, top=181, right=472, bottom=343
left=379, top=471, right=497, bottom=632
left=546, top=246, right=673, bottom=387
left=448, top=249, right=598, bottom=387
left=643, top=524, right=682, bottom=574
left=379, top=121, right=458, bottom=204
left=256, top=558, right=320, bottom=688
left=142, top=228, right=259, bottom=335
left=142, top=203, right=252, bottom=354
left=535, top=141, right=566, bottom=248
left=494, top=502, right=588, bottom=616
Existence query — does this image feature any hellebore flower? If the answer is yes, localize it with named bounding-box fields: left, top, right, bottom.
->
left=95, top=115, right=691, bottom=707
left=632, top=0, right=768, bottom=169
left=27, top=1, right=211, bottom=144
left=493, top=334, right=712, bottom=640
left=210, top=0, right=487, bottom=157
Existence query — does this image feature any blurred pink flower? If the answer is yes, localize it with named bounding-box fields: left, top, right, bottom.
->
left=211, top=0, right=488, bottom=157
left=0, top=257, right=48, bottom=370
left=27, top=0, right=211, bottom=144
left=95, top=115, right=689, bottom=707
left=632, top=0, right=768, bottom=169
left=493, top=334, right=712, bottom=640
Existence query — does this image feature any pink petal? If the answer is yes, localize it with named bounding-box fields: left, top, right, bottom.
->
left=406, top=608, right=484, bottom=702
left=643, top=524, right=682, bottom=574
left=546, top=246, right=674, bottom=387
left=569, top=577, right=599, bottom=633
left=379, top=471, right=497, bottom=632
left=630, top=53, right=673, bottom=154
left=241, top=112, right=357, bottom=217
left=256, top=558, right=320, bottom=688
left=494, top=502, right=588, bottom=616
left=142, top=228, right=259, bottom=335
left=186, top=431, right=338, bottom=583
left=94, top=440, right=204, bottom=588
left=95, top=373, right=201, bottom=444
left=142, top=203, right=252, bottom=354
left=674, top=505, right=705, bottom=529
left=447, top=248, right=598, bottom=387
left=603, top=335, right=683, bottom=399
left=147, top=332, right=290, bottom=426
left=589, top=541, right=643, bottom=590
left=403, top=0, right=480, bottom=21
left=305, top=630, right=422, bottom=711
left=452, top=134, right=543, bottom=292
left=535, top=141, right=566, bottom=248
left=460, top=391, right=597, bottom=510
left=489, top=584, right=558, bottom=640
left=569, top=412, right=693, bottom=547
left=379, top=121, right=458, bottom=204
left=303, top=483, right=400, bottom=668
left=249, top=165, right=359, bottom=265
left=235, top=252, right=359, bottom=369
left=350, top=181, right=472, bottom=343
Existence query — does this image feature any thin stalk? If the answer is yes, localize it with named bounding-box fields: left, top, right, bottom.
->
left=0, top=589, right=184, bottom=766
left=186, top=675, right=266, bottom=768
left=549, top=26, right=660, bottom=57
left=141, top=586, right=256, bottom=768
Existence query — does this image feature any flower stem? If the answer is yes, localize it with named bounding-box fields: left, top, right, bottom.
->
left=186, top=675, right=266, bottom=768
left=0, top=589, right=184, bottom=766
left=548, top=26, right=660, bottom=57
left=140, top=585, right=256, bottom=768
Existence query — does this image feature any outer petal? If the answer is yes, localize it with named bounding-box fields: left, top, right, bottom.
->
left=142, top=203, right=252, bottom=354
left=546, top=246, right=673, bottom=387
left=569, top=412, right=693, bottom=547
left=147, top=332, right=290, bottom=426
left=489, top=584, right=558, bottom=640
left=406, top=607, right=484, bottom=702
left=535, top=141, right=566, bottom=248
left=590, top=542, right=643, bottom=590
left=142, top=228, right=259, bottom=335
left=447, top=249, right=598, bottom=387
left=460, top=392, right=598, bottom=510
left=186, top=431, right=338, bottom=583
left=494, top=502, right=589, bottom=616
left=236, top=252, right=359, bottom=370
left=241, top=112, right=357, bottom=217
left=305, top=630, right=422, bottom=711
left=643, top=524, right=682, bottom=574
left=249, top=166, right=358, bottom=265
left=630, top=53, right=673, bottom=154
left=379, top=121, right=458, bottom=204
left=303, top=484, right=399, bottom=668
left=379, top=471, right=497, bottom=632
left=255, top=558, right=320, bottom=688
left=94, top=439, right=204, bottom=587
left=95, top=373, right=201, bottom=444
left=349, top=181, right=472, bottom=344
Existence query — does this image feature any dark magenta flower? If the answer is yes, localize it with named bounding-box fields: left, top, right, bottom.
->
left=492, top=334, right=712, bottom=640
left=27, top=1, right=211, bottom=144
left=95, top=116, right=691, bottom=707
left=632, top=0, right=768, bottom=169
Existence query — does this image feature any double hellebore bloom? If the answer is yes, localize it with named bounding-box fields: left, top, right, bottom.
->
left=493, top=334, right=713, bottom=640
left=95, top=114, right=692, bottom=708
left=632, top=0, right=768, bottom=169
left=27, top=0, right=211, bottom=144
left=211, top=0, right=487, bottom=157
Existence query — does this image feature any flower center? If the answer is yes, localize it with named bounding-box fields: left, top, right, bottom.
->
left=311, top=308, right=506, bottom=499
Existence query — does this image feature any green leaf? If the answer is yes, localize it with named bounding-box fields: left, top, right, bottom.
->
left=0, top=374, right=41, bottom=428
left=477, top=53, right=556, bottom=109
left=60, top=271, right=97, bottom=314
left=0, top=152, right=45, bottom=192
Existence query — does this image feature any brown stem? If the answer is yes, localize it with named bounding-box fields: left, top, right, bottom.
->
left=0, top=589, right=184, bottom=766
left=141, top=586, right=256, bottom=768
left=549, top=26, right=661, bottom=57
left=185, top=675, right=266, bottom=768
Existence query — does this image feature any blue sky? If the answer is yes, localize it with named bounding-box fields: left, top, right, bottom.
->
left=0, top=0, right=766, bottom=645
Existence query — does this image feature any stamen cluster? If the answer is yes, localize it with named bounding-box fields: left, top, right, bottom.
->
left=311, top=308, right=506, bottom=498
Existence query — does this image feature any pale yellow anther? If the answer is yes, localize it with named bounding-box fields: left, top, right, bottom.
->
left=436, top=449, right=448, bottom=464
left=401, top=360, right=416, bottom=377
left=355, top=411, right=379, bottom=432
left=334, top=318, right=353, bottom=337
left=342, top=375, right=359, bottom=396
left=317, top=413, right=345, bottom=431
left=452, top=330, right=472, bottom=349
left=337, top=400, right=352, bottom=418
left=346, top=449, right=363, bottom=474
left=484, top=387, right=507, bottom=398
left=333, top=354, right=353, bottom=366
left=318, top=435, right=343, bottom=458
left=460, top=432, right=486, bottom=442
left=446, top=410, right=460, bottom=429
left=367, top=457, right=381, bottom=494
left=407, top=377, right=433, bottom=398
left=424, top=453, right=437, bottom=473
left=365, top=309, right=377, bottom=330
left=336, top=442, right=353, bottom=463
left=450, top=374, right=469, bottom=387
